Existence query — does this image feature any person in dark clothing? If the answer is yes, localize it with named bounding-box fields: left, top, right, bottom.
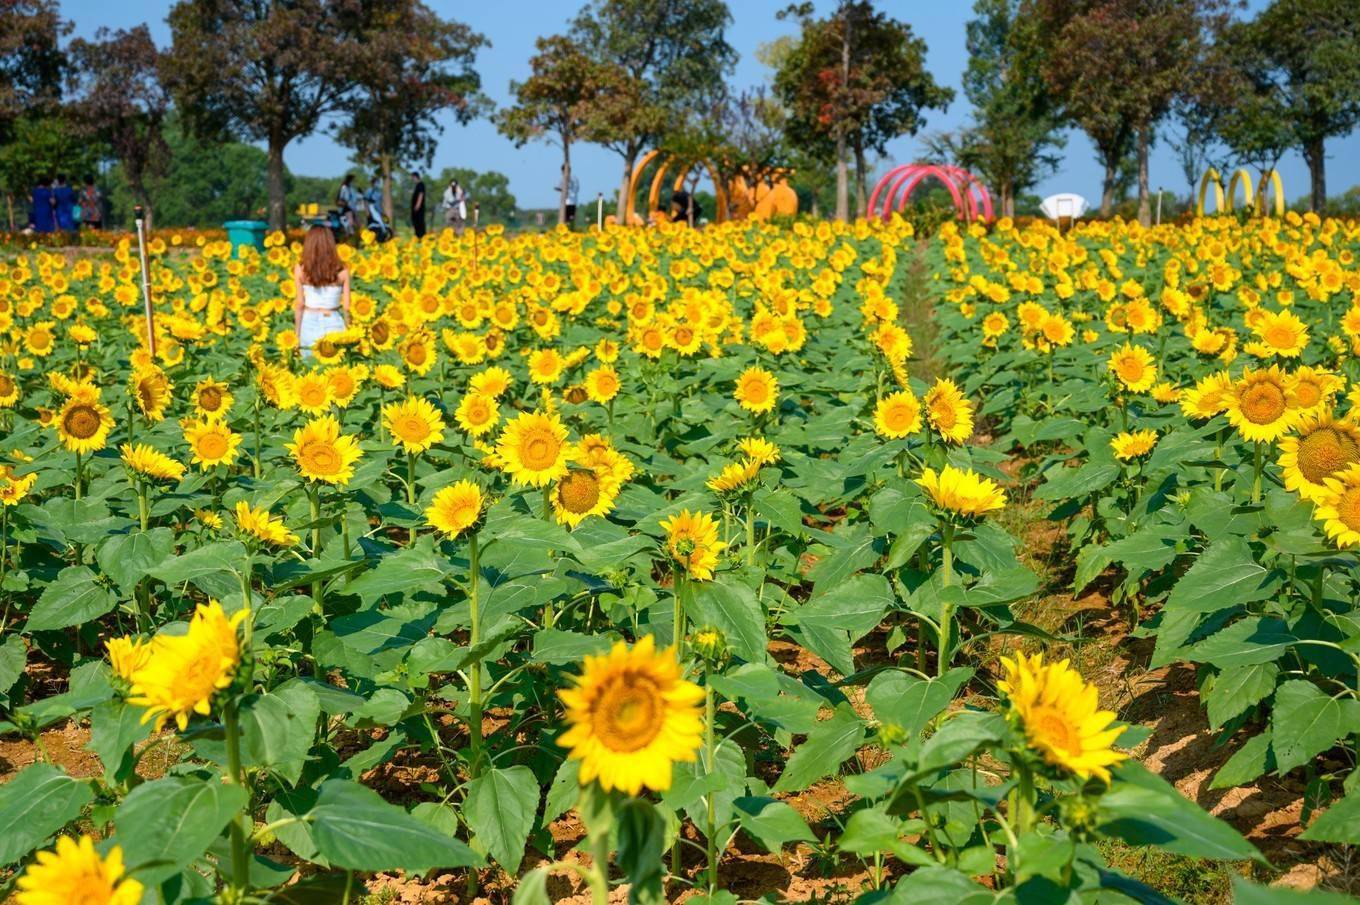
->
left=410, top=171, right=426, bottom=238
left=53, top=174, right=76, bottom=232
left=31, top=177, right=55, bottom=233
left=79, top=175, right=104, bottom=229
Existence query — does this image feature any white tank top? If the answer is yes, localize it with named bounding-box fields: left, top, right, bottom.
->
left=302, top=283, right=343, bottom=310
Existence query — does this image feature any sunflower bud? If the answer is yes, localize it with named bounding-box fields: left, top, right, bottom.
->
left=876, top=722, right=908, bottom=747
left=690, top=627, right=728, bottom=667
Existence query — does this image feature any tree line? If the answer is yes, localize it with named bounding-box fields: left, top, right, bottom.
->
left=1, top=0, right=1357, bottom=232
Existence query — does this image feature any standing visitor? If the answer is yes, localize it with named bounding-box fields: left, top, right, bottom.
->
left=443, top=178, right=467, bottom=235
left=336, top=174, right=359, bottom=234
left=31, top=177, right=55, bottom=234
left=363, top=180, right=390, bottom=241
left=558, top=165, right=579, bottom=227
left=53, top=175, right=76, bottom=233
left=79, top=176, right=103, bottom=230
left=410, top=171, right=427, bottom=238
left=293, top=225, right=350, bottom=360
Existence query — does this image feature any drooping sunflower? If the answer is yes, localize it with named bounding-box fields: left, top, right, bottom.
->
left=383, top=396, right=446, bottom=454
left=0, top=468, right=37, bottom=506
left=256, top=362, right=297, bottom=410
left=14, top=835, right=144, bottom=905
left=1223, top=365, right=1297, bottom=443
left=1106, top=343, right=1157, bottom=394
left=1278, top=413, right=1360, bottom=503
left=120, top=443, right=186, bottom=483
left=736, top=436, right=780, bottom=465
left=128, top=366, right=173, bottom=422
left=123, top=599, right=248, bottom=731
left=192, top=378, right=234, bottom=420
left=233, top=500, right=298, bottom=547
left=469, top=365, right=512, bottom=398
left=733, top=366, right=778, bottom=415
left=874, top=389, right=923, bottom=440
left=706, top=458, right=761, bottom=495
left=924, top=378, right=975, bottom=444
left=426, top=479, right=484, bottom=539
left=455, top=392, right=500, bottom=437
left=659, top=509, right=726, bottom=581
left=916, top=465, right=1006, bottom=518
left=496, top=410, right=572, bottom=487
left=286, top=415, right=363, bottom=485
left=1111, top=429, right=1158, bottom=461
left=183, top=418, right=242, bottom=470
left=553, top=467, right=619, bottom=527
left=998, top=651, right=1126, bottom=783
left=1313, top=463, right=1360, bottom=548
left=1178, top=371, right=1234, bottom=421
left=557, top=635, right=704, bottom=795
left=584, top=364, right=621, bottom=404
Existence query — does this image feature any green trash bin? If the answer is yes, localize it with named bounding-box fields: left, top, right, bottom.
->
left=223, top=220, right=268, bottom=258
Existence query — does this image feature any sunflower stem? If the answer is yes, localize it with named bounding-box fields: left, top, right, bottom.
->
left=744, top=503, right=755, bottom=567
left=406, top=451, right=418, bottom=544
left=308, top=486, right=324, bottom=610
left=1252, top=441, right=1263, bottom=504
left=74, top=451, right=83, bottom=501
left=223, top=700, right=251, bottom=893
left=673, top=569, right=687, bottom=657
left=1014, top=760, right=1036, bottom=837
left=252, top=397, right=262, bottom=479
left=938, top=522, right=955, bottom=677
left=136, top=480, right=149, bottom=531
left=467, top=532, right=484, bottom=777
left=589, top=828, right=611, bottom=905
left=704, top=680, right=718, bottom=893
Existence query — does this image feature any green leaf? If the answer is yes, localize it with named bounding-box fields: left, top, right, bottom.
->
left=0, top=633, right=26, bottom=696
left=1097, top=761, right=1262, bottom=861
left=1191, top=617, right=1296, bottom=668
left=115, top=776, right=250, bottom=884
left=1272, top=680, right=1346, bottom=775
left=733, top=796, right=815, bottom=852
left=0, top=764, right=94, bottom=865
left=689, top=577, right=768, bottom=663
left=1300, top=785, right=1360, bottom=844
left=837, top=806, right=934, bottom=865
left=88, top=699, right=152, bottom=779
left=1035, top=459, right=1119, bottom=501
left=531, top=628, right=615, bottom=665
left=615, top=798, right=666, bottom=905
left=25, top=565, right=117, bottom=632
left=153, top=540, right=247, bottom=586
left=241, top=682, right=321, bottom=785
left=1164, top=538, right=1281, bottom=616
left=464, top=765, right=539, bottom=873
left=753, top=487, right=807, bottom=537
left=1205, top=662, right=1278, bottom=729
left=792, top=572, right=894, bottom=641
left=1211, top=732, right=1276, bottom=790
left=865, top=668, right=972, bottom=739
left=310, top=779, right=480, bottom=873
left=888, top=864, right=995, bottom=904
left=774, top=705, right=866, bottom=793
left=95, top=528, right=174, bottom=593
left=344, top=540, right=449, bottom=602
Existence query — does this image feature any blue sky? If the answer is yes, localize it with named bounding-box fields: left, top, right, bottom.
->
left=62, top=0, right=1360, bottom=209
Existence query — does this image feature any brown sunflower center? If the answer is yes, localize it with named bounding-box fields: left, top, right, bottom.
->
left=395, top=416, right=429, bottom=441
left=1029, top=706, right=1082, bottom=757
left=1240, top=380, right=1286, bottom=425
left=199, top=386, right=224, bottom=411
left=407, top=344, right=427, bottom=365
left=520, top=431, right=560, bottom=470
left=558, top=470, right=601, bottom=514
left=0, top=375, right=14, bottom=395
left=1297, top=428, right=1359, bottom=484
left=63, top=404, right=101, bottom=439
left=198, top=432, right=229, bottom=459
left=299, top=441, right=341, bottom=475
left=592, top=674, right=665, bottom=753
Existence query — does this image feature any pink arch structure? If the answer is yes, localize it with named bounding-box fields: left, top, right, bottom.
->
left=868, top=164, right=994, bottom=223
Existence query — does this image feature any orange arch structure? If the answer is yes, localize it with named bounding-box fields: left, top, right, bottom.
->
left=622, top=150, right=797, bottom=224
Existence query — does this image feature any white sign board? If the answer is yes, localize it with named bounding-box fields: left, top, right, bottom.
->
left=1040, top=193, right=1089, bottom=220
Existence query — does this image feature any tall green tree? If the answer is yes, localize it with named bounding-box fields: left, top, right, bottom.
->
left=163, top=0, right=371, bottom=230
left=336, top=3, right=487, bottom=222
left=0, top=113, right=101, bottom=231
left=955, top=0, right=1064, bottom=218
left=68, top=26, right=170, bottom=227
left=496, top=36, right=628, bottom=226
left=774, top=1, right=952, bottom=221
left=569, top=0, right=737, bottom=220
left=0, top=0, right=67, bottom=144
left=1032, top=0, right=1226, bottom=223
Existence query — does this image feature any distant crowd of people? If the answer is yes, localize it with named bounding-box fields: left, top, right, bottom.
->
left=330, top=172, right=469, bottom=242
left=26, top=175, right=104, bottom=234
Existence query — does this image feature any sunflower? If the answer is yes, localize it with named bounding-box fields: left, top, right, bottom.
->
left=14, top=835, right=144, bottom=905
left=998, top=651, right=1126, bottom=783
left=286, top=415, right=363, bottom=485
left=23, top=321, right=56, bottom=357
left=553, top=467, right=619, bottom=527
left=1179, top=371, right=1233, bottom=421
left=557, top=635, right=704, bottom=795
left=1286, top=366, right=1344, bottom=415
left=496, top=410, right=572, bottom=487
left=585, top=364, right=621, bottom=404
left=1252, top=308, right=1309, bottom=357
left=129, top=366, right=173, bottom=422
left=0, top=372, right=19, bottom=407
left=123, top=599, right=247, bottom=731
left=233, top=500, right=298, bottom=547
left=1278, top=411, right=1360, bottom=502
left=1313, top=463, right=1360, bottom=548
left=192, top=378, right=234, bottom=419
left=372, top=363, right=405, bottom=390
left=874, top=389, right=923, bottom=439
left=183, top=418, right=242, bottom=469
left=736, top=436, right=780, bottom=465
left=924, top=378, right=975, bottom=444
left=706, top=458, right=761, bottom=495
left=256, top=362, right=297, bottom=410
left=383, top=396, right=445, bottom=454
left=659, top=509, right=726, bottom=580
left=1107, top=343, right=1157, bottom=393
left=916, top=465, right=1006, bottom=518
left=399, top=331, right=438, bottom=375
left=1223, top=365, right=1297, bottom=443
left=107, top=636, right=151, bottom=684
left=1111, top=429, right=1158, bottom=461
left=470, top=366, right=512, bottom=398
left=426, top=479, right=484, bottom=538
left=327, top=365, right=366, bottom=406
left=293, top=371, right=333, bottom=414
left=575, top=433, right=636, bottom=486
left=120, top=443, right=185, bottom=483
left=455, top=392, right=500, bottom=437
left=0, top=468, right=37, bottom=506
left=733, top=366, right=778, bottom=415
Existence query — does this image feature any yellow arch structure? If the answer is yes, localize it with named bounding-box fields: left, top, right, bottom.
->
left=1226, top=168, right=1255, bottom=213
left=1197, top=168, right=1226, bottom=216
left=1256, top=169, right=1285, bottom=217
left=623, top=150, right=797, bottom=225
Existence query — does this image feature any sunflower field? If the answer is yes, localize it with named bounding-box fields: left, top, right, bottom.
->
left=0, top=214, right=1358, bottom=904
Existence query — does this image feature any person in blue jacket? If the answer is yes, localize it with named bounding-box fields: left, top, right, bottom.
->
left=30, top=177, right=55, bottom=233
left=53, top=174, right=76, bottom=232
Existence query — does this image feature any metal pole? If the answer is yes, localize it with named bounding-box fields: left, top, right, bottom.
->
left=1155, top=188, right=1163, bottom=226
left=596, top=192, right=603, bottom=230
left=471, top=202, right=479, bottom=277
left=134, top=205, right=157, bottom=357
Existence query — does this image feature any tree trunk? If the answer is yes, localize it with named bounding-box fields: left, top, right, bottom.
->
left=1001, top=181, right=1015, bottom=219
left=266, top=137, right=288, bottom=231
left=1136, top=128, right=1151, bottom=227
left=854, top=139, right=868, bottom=218
left=617, top=150, right=636, bottom=223
left=1304, top=136, right=1326, bottom=214
left=1100, top=158, right=1116, bottom=218
left=381, top=153, right=394, bottom=226
left=835, top=132, right=849, bottom=222
left=5, top=193, right=13, bottom=232
left=559, top=144, right=571, bottom=226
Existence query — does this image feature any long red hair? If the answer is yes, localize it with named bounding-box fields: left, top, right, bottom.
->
left=300, top=225, right=343, bottom=286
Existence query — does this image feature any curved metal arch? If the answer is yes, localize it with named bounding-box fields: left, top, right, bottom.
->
left=1257, top=169, right=1285, bottom=217
left=868, top=163, right=993, bottom=223
left=1197, top=168, right=1226, bottom=216
left=1226, top=168, right=1256, bottom=214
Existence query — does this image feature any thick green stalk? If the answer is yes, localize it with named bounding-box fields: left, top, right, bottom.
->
left=467, top=533, right=483, bottom=776
left=223, top=701, right=251, bottom=893
left=704, top=682, right=718, bottom=893
left=938, top=522, right=955, bottom=677
left=407, top=452, right=418, bottom=544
